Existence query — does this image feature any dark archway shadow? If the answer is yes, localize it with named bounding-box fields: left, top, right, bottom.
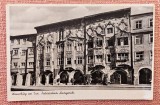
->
left=139, top=68, right=152, bottom=84
left=73, top=70, right=84, bottom=85
left=60, top=71, right=69, bottom=84
left=111, top=71, right=127, bottom=84
left=91, top=70, right=104, bottom=84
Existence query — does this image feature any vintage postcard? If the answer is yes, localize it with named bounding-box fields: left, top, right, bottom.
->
left=6, top=4, right=154, bottom=101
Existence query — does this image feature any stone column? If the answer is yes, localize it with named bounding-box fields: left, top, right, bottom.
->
left=134, top=74, right=139, bottom=85
left=26, top=73, right=31, bottom=86
left=45, top=74, right=49, bottom=86
left=37, top=74, right=42, bottom=86
left=17, top=73, right=22, bottom=86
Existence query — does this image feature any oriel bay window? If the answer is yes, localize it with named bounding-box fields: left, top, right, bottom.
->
left=67, top=58, right=71, bottom=65
left=117, top=53, right=129, bottom=61
left=117, top=37, right=128, bottom=46
left=96, top=38, right=103, bottom=47
left=135, top=51, right=144, bottom=61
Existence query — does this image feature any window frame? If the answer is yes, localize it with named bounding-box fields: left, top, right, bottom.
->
left=135, top=20, right=142, bottom=29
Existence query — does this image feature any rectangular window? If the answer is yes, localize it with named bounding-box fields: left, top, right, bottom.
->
left=59, top=29, right=64, bottom=41
left=46, top=43, right=51, bottom=53
left=135, top=20, right=142, bottom=29
left=135, top=51, right=144, bottom=61
left=58, top=44, right=63, bottom=52
left=135, top=35, right=143, bottom=44
left=107, top=28, right=113, bottom=34
left=11, top=40, right=14, bottom=44
left=96, top=55, right=103, bottom=62
left=117, top=37, right=128, bottom=46
left=149, top=18, right=153, bottom=27
left=149, top=33, right=153, bottom=43
left=67, top=58, right=71, bottom=65
left=13, top=62, right=18, bottom=68
left=88, top=40, right=93, bottom=48
left=29, top=48, right=34, bottom=55
left=117, top=53, right=129, bottom=61
left=88, top=55, right=93, bottom=64
left=58, top=58, right=63, bottom=65
left=77, top=43, right=82, bottom=51
left=77, top=57, right=83, bottom=64
left=107, top=54, right=111, bottom=62
left=17, top=39, right=20, bottom=45
left=96, top=38, right=103, bottom=47
left=67, top=43, right=72, bottom=51
left=23, top=39, right=26, bottom=45
left=150, top=50, right=152, bottom=60
left=21, top=62, right=25, bottom=67
left=46, top=59, right=50, bottom=66
left=13, top=49, right=18, bottom=56
left=21, top=50, right=26, bottom=56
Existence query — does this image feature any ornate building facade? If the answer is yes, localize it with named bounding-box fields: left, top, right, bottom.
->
left=10, top=8, right=153, bottom=86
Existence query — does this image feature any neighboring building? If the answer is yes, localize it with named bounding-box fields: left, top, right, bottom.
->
left=10, top=8, right=153, bottom=86
left=10, top=34, right=37, bottom=86
left=131, top=12, right=153, bottom=85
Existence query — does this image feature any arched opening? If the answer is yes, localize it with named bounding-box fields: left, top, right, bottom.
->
left=40, top=74, right=46, bottom=85
left=11, top=73, right=17, bottom=86
left=49, top=74, right=53, bottom=85
left=22, top=74, right=27, bottom=86
left=139, top=68, right=152, bottom=84
left=110, top=71, right=127, bottom=84
left=60, top=71, right=69, bottom=84
left=91, top=70, right=104, bottom=84
left=73, top=70, right=84, bottom=85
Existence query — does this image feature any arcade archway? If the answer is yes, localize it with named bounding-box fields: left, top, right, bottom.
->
left=91, top=70, right=104, bottom=84
left=59, top=71, right=69, bottom=84
left=139, top=68, right=152, bottom=84
left=110, top=71, right=127, bottom=84
left=73, top=70, right=84, bottom=85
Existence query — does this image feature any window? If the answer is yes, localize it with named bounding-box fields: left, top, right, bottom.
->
left=135, top=35, right=143, bottom=44
left=117, top=53, right=129, bottom=61
left=46, top=43, right=51, bottom=53
left=117, top=37, right=128, bottom=46
left=150, top=51, right=152, bottom=60
left=107, top=54, right=111, bottom=62
left=149, top=18, right=153, bottom=27
left=96, top=55, right=103, bottom=62
left=11, top=40, right=14, bottom=44
left=59, top=29, right=64, bottom=41
left=67, top=58, right=71, bottom=65
left=13, top=49, right=18, bottom=56
left=135, top=20, right=142, bottom=29
left=21, top=50, right=26, bottom=56
left=23, top=39, right=26, bottom=45
left=46, top=59, right=50, bottom=66
left=58, top=44, right=63, bottom=52
left=58, top=58, right=63, bottom=65
left=135, top=51, right=144, bottom=61
left=107, top=27, right=113, bottom=34
left=88, top=55, right=93, bottom=64
left=29, top=48, right=34, bottom=55
left=21, top=62, right=25, bottom=67
left=17, top=39, right=20, bottom=45
left=77, top=43, right=82, bottom=51
left=149, top=33, right=153, bottom=43
left=67, top=43, right=72, bottom=51
left=107, top=39, right=114, bottom=46
left=13, top=62, right=18, bottom=68
left=88, top=40, right=93, bottom=48
left=77, top=57, right=83, bottom=64
left=96, top=38, right=103, bottom=47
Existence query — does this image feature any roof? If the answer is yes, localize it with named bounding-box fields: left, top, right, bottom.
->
left=10, top=34, right=37, bottom=39
left=34, top=8, right=131, bottom=30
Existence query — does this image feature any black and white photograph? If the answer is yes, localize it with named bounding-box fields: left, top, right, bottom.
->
left=6, top=4, right=154, bottom=101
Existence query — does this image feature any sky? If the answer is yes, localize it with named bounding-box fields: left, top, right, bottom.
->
left=9, top=5, right=153, bottom=36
